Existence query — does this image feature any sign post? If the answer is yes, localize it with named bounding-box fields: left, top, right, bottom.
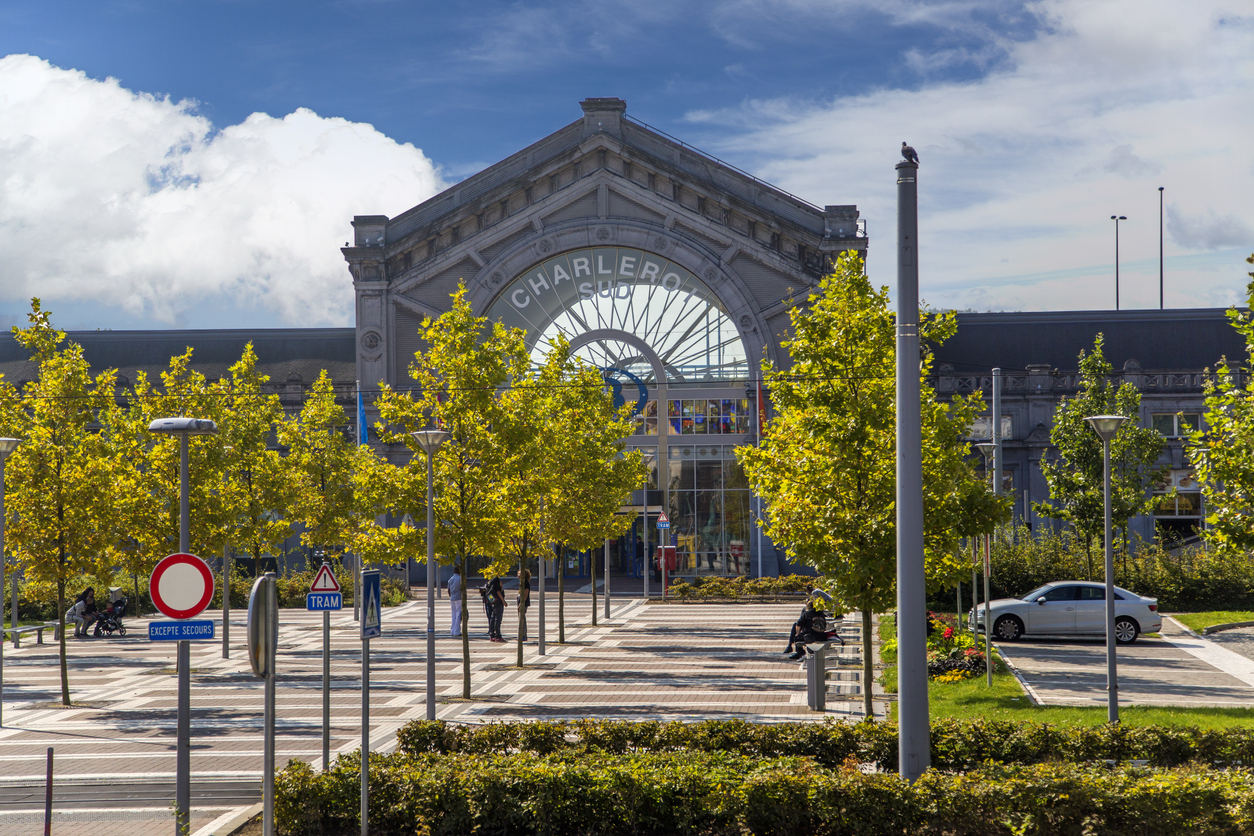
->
left=656, top=514, right=671, bottom=600
left=359, top=570, right=381, bottom=836
left=307, top=562, right=341, bottom=770
left=247, top=572, right=278, bottom=836
left=148, top=550, right=216, bottom=835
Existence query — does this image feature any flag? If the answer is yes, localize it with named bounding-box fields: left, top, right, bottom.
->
left=757, top=377, right=766, bottom=440
left=357, top=386, right=369, bottom=445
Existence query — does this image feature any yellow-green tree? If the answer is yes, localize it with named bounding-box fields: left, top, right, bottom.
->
left=5, top=301, right=118, bottom=704
left=109, top=350, right=229, bottom=586
left=281, top=370, right=389, bottom=574
left=542, top=340, right=646, bottom=643
left=738, top=253, right=999, bottom=719
left=1188, top=254, right=1254, bottom=553
left=374, top=287, right=522, bottom=698
left=211, top=345, right=295, bottom=574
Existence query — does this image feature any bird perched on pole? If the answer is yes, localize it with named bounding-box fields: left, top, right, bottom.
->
left=901, top=142, right=919, bottom=164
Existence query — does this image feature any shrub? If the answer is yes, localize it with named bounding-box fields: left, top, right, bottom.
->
left=662, top=573, right=817, bottom=602
left=393, top=719, right=1254, bottom=772
left=276, top=747, right=1254, bottom=836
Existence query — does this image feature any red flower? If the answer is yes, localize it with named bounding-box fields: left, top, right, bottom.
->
left=943, top=627, right=954, bottom=640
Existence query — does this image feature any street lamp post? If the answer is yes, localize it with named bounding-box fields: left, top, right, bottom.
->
left=411, top=429, right=451, bottom=722
left=0, top=438, right=22, bottom=728
left=975, top=441, right=996, bottom=687
left=149, top=416, right=217, bottom=836
left=1085, top=415, right=1128, bottom=724
left=1158, top=188, right=1165, bottom=310
left=1111, top=215, right=1127, bottom=311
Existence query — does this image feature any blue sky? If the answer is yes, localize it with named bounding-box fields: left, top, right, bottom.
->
left=1, top=0, right=1251, bottom=330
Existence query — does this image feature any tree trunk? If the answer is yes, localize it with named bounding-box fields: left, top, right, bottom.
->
left=517, top=570, right=526, bottom=668
left=862, top=608, right=874, bottom=721
left=558, top=546, right=565, bottom=645
left=461, top=553, right=471, bottom=699
left=57, top=578, right=70, bottom=706
left=133, top=574, right=141, bottom=617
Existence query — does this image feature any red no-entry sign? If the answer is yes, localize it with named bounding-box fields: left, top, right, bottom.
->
left=150, top=553, right=216, bottom=620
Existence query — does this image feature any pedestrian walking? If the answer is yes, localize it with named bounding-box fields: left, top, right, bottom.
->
left=484, top=574, right=506, bottom=641
left=517, top=567, right=531, bottom=642
left=448, top=564, right=463, bottom=637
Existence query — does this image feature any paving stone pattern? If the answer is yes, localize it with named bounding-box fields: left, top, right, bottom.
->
left=0, top=596, right=877, bottom=836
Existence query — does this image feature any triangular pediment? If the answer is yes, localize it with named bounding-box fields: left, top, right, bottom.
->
left=345, top=99, right=864, bottom=294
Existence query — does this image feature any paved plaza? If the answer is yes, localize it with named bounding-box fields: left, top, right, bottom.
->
left=996, top=616, right=1254, bottom=708
left=0, top=594, right=875, bottom=836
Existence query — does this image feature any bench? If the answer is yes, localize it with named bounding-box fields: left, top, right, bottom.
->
left=6, top=622, right=59, bottom=648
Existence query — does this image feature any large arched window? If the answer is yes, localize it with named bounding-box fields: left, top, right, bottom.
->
left=485, top=247, right=748, bottom=382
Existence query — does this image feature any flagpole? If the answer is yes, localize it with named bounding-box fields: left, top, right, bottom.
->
left=755, top=377, right=764, bottom=579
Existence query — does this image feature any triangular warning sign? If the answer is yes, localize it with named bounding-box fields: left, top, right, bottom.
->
left=658, top=513, right=669, bottom=524
left=310, top=564, right=341, bottom=593
left=364, top=588, right=380, bottom=630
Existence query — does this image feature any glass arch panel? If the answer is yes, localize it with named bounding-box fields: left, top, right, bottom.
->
left=484, top=247, right=748, bottom=382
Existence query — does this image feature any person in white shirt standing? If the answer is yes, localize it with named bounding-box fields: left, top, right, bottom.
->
left=448, top=565, right=463, bottom=637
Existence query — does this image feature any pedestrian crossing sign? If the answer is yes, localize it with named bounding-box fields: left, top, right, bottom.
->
left=361, top=570, right=381, bottom=639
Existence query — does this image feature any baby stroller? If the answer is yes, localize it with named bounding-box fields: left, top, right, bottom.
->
left=93, top=597, right=128, bottom=637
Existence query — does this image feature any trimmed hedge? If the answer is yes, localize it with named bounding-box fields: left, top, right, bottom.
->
left=276, top=750, right=1254, bottom=835
left=394, top=718, right=1254, bottom=772
left=666, top=574, right=818, bottom=601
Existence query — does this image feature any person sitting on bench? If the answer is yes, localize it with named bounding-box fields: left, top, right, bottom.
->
left=785, top=589, right=839, bottom=660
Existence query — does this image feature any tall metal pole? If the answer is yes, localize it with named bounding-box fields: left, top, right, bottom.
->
left=1102, top=436, right=1119, bottom=723
left=0, top=454, right=7, bottom=727
left=361, top=636, right=369, bottom=836
left=222, top=544, right=231, bottom=659
left=990, top=367, right=1002, bottom=690
left=176, top=433, right=191, bottom=836
left=262, top=573, right=277, bottom=836
left=642, top=460, right=650, bottom=600
left=1111, top=215, right=1126, bottom=311
left=604, top=538, right=611, bottom=622
left=425, top=449, right=437, bottom=721
left=322, top=562, right=331, bottom=771
left=538, top=545, right=546, bottom=656
left=1159, top=187, right=1165, bottom=310
left=895, top=157, right=929, bottom=782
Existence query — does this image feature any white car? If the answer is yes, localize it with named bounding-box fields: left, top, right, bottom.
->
left=968, top=581, right=1161, bottom=644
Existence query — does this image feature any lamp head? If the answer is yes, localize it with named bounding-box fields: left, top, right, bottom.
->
left=411, top=429, right=452, bottom=455
left=1085, top=415, right=1128, bottom=443
left=974, top=441, right=996, bottom=465
left=0, top=438, right=20, bottom=458
left=148, top=417, right=217, bottom=435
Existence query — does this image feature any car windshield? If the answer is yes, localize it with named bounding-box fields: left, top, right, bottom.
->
left=1020, top=585, right=1054, bottom=602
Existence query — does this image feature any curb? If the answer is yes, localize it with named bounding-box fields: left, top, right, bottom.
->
left=1202, top=619, right=1254, bottom=635
left=192, top=802, right=263, bottom=836
left=994, top=643, right=1043, bottom=707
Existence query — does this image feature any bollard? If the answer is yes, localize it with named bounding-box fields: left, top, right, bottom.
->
left=806, top=645, right=828, bottom=711
left=44, top=747, right=53, bottom=836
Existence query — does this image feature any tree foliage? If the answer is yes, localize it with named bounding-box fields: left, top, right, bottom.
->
left=738, top=253, right=1001, bottom=718
left=5, top=301, right=118, bottom=704
left=1035, top=334, right=1165, bottom=574
left=1188, top=254, right=1254, bottom=552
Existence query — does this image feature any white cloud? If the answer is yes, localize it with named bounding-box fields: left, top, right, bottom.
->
left=0, top=54, right=444, bottom=326
left=689, top=0, right=1254, bottom=312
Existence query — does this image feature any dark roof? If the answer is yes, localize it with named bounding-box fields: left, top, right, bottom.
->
left=936, top=309, right=1247, bottom=374
left=0, top=328, right=356, bottom=386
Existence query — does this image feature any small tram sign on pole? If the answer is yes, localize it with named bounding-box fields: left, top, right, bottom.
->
left=307, top=564, right=343, bottom=611
left=657, top=512, right=670, bottom=530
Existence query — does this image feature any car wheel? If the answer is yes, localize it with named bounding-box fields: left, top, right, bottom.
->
left=1114, top=617, right=1139, bottom=644
left=993, top=615, right=1023, bottom=641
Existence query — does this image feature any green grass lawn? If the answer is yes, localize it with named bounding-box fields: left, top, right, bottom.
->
left=879, top=613, right=1254, bottom=730
left=1171, top=611, right=1254, bottom=632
